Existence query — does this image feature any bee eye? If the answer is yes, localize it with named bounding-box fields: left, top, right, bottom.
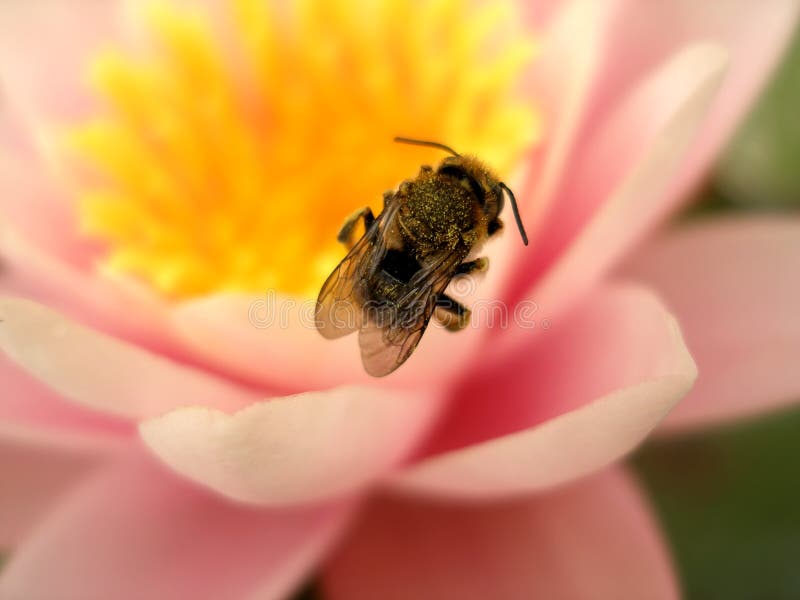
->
left=438, top=165, right=485, bottom=205
left=493, top=184, right=505, bottom=214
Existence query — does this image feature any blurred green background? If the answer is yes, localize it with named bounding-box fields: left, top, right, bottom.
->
left=631, top=25, right=800, bottom=600
left=635, top=411, right=800, bottom=600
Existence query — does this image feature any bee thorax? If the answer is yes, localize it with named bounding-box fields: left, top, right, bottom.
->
left=397, top=176, right=482, bottom=254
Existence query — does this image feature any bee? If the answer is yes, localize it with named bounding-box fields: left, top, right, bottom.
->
left=315, top=137, right=528, bottom=377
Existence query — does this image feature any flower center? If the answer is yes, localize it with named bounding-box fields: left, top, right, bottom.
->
left=64, top=0, right=540, bottom=299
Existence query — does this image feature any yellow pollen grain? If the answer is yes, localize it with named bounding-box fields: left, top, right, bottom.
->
left=63, top=0, right=540, bottom=299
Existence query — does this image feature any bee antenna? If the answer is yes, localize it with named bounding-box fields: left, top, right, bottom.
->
left=393, top=137, right=460, bottom=157
left=500, top=182, right=528, bottom=246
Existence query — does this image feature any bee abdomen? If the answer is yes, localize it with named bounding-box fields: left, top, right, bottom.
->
left=363, top=249, right=422, bottom=304
left=379, top=249, right=422, bottom=284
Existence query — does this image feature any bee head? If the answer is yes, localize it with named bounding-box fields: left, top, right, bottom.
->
left=394, top=137, right=528, bottom=245
left=436, top=156, right=497, bottom=211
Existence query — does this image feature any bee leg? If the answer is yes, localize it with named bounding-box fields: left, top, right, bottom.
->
left=382, top=190, right=395, bottom=208
left=434, top=293, right=471, bottom=332
left=454, top=257, right=489, bottom=277
left=337, top=206, right=375, bottom=249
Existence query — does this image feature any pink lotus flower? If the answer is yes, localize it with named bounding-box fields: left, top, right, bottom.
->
left=1, top=0, right=800, bottom=598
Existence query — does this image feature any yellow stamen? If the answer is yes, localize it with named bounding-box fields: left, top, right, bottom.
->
left=63, top=0, right=540, bottom=299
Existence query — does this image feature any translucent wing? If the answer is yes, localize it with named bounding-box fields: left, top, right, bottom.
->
left=358, top=248, right=467, bottom=377
left=315, top=202, right=399, bottom=339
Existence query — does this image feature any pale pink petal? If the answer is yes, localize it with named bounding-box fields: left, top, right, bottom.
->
left=475, top=1, right=611, bottom=315
left=0, top=453, right=352, bottom=600
left=621, top=216, right=800, bottom=432
left=0, top=0, right=122, bottom=125
left=505, top=43, right=727, bottom=320
left=0, top=1, right=238, bottom=266
left=0, top=12, right=189, bottom=357
left=0, top=98, right=99, bottom=268
left=0, top=92, right=31, bottom=152
left=507, top=0, right=800, bottom=302
left=516, top=0, right=615, bottom=236
left=140, top=385, right=444, bottom=506
left=518, top=0, right=560, bottom=29
left=0, top=0, right=250, bottom=136
left=0, top=422, right=121, bottom=547
left=0, top=352, right=131, bottom=437
left=484, top=0, right=617, bottom=325
left=324, top=467, right=679, bottom=600
left=0, top=296, right=260, bottom=420
left=0, top=104, right=176, bottom=350
left=389, top=284, right=696, bottom=499
left=0, top=227, right=175, bottom=350
left=589, top=1, right=800, bottom=205
left=170, top=292, right=485, bottom=391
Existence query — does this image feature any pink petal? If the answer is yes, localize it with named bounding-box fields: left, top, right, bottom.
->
left=0, top=91, right=32, bottom=152
left=0, top=422, right=121, bottom=547
left=323, top=467, right=679, bottom=600
left=0, top=0, right=122, bottom=125
left=621, top=216, right=800, bottom=432
left=0, top=20, right=182, bottom=356
left=170, top=292, right=486, bottom=391
left=0, top=296, right=259, bottom=420
left=140, top=385, right=444, bottom=506
left=0, top=0, right=243, bottom=161
left=390, top=284, right=696, bottom=499
left=507, top=0, right=800, bottom=304
left=486, top=0, right=630, bottom=332
left=0, top=99, right=99, bottom=268
left=0, top=333, right=128, bottom=548
left=507, top=42, right=728, bottom=312
left=1, top=330, right=127, bottom=548
left=0, top=96, right=178, bottom=355
left=0, top=453, right=352, bottom=600
left=518, top=0, right=560, bottom=29
left=589, top=1, right=800, bottom=205
left=0, top=351, right=131, bottom=439
left=0, top=227, right=175, bottom=352
left=518, top=0, right=616, bottom=232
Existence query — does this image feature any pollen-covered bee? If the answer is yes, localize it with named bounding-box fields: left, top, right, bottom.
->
left=315, top=137, right=528, bottom=377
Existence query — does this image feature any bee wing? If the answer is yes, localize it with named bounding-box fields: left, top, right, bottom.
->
left=315, top=203, right=398, bottom=339
left=358, top=250, right=464, bottom=377
left=315, top=237, right=371, bottom=339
